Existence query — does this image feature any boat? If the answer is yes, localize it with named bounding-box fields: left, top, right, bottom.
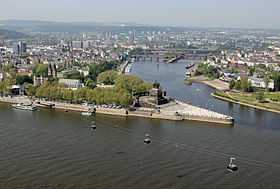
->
left=81, top=111, right=93, bottom=116
left=227, top=157, right=238, bottom=172
left=185, top=63, right=195, bottom=69
left=91, top=124, right=97, bottom=130
left=185, top=71, right=191, bottom=78
left=12, top=103, right=37, bottom=111
left=144, top=134, right=151, bottom=144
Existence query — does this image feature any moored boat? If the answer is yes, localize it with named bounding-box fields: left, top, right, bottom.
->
left=12, top=103, right=37, bottom=111
left=81, top=111, right=93, bottom=116
left=185, top=63, right=195, bottom=69
left=185, top=71, right=191, bottom=78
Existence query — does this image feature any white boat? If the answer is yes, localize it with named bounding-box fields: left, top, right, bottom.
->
left=12, top=103, right=37, bottom=111
left=81, top=111, right=93, bottom=116
left=185, top=71, right=191, bottom=78
left=144, top=134, right=151, bottom=144
left=91, top=124, right=97, bottom=130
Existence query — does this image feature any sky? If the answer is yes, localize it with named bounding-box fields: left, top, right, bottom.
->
left=0, top=0, right=279, bottom=29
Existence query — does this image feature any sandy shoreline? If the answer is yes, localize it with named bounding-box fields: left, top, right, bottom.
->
left=187, top=76, right=229, bottom=91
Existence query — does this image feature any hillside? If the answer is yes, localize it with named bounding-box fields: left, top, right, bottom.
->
left=0, top=29, right=27, bottom=39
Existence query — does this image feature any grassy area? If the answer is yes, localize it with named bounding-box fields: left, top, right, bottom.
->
left=213, top=91, right=280, bottom=113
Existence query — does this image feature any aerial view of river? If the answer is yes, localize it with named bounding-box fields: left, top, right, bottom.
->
left=1, top=60, right=280, bottom=189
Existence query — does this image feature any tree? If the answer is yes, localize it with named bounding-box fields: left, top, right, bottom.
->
left=264, top=76, right=270, bottom=91
left=229, top=80, right=235, bottom=90
left=0, top=80, right=10, bottom=96
left=272, top=72, right=280, bottom=91
left=16, top=75, right=33, bottom=85
left=115, top=75, right=146, bottom=94
left=34, top=64, right=48, bottom=77
left=97, top=70, right=119, bottom=85
left=63, top=70, right=84, bottom=80
left=153, top=82, right=160, bottom=89
left=195, top=63, right=219, bottom=79
left=85, top=79, right=96, bottom=89
left=256, top=91, right=265, bottom=102
left=249, top=67, right=255, bottom=76
left=62, top=89, right=73, bottom=102
left=241, top=78, right=252, bottom=92
left=25, top=84, right=36, bottom=97
left=89, top=60, right=120, bottom=81
left=234, top=80, right=242, bottom=90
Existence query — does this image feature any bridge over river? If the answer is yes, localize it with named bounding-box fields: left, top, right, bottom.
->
left=131, top=48, right=219, bottom=62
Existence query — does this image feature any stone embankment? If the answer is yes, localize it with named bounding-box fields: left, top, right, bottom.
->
left=0, top=96, right=234, bottom=125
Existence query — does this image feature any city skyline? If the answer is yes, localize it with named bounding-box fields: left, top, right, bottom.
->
left=0, top=0, right=279, bottom=29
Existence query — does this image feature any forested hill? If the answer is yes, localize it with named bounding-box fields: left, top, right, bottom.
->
left=0, top=29, right=27, bottom=39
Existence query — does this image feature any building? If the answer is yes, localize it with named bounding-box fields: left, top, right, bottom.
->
left=13, top=42, right=27, bottom=55
left=58, top=79, right=83, bottom=90
left=72, top=41, right=83, bottom=49
left=248, top=77, right=275, bottom=90
left=20, top=42, right=27, bottom=54
left=83, top=41, right=91, bottom=49
left=33, top=76, right=48, bottom=87
left=10, top=85, right=25, bottom=95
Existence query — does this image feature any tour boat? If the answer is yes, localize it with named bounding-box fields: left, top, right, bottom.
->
left=91, top=124, right=97, bottom=130
left=185, top=71, right=191, bottom=77
left=144, top=134, right=151, bottom=144
left=81, top=111, right=93, bottom=116
left=185, top=63, right=195, bottom=69
left=12, top=103, right=37, bottom=111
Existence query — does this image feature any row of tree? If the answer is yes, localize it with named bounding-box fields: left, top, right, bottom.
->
left=88, top=60, right=121, bottom=81
left=229, top=78, right=254, bottom=92
left=195, top=64, right=220, bottom=79
left=33, top=83, right=133, bottom=106
left=24, top=74, right=153, bottom=106
left=0, top=80, right=10, bottom=96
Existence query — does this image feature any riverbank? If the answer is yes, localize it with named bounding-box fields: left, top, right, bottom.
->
left=186, top=76, right=229, bottom=91
left=212, top=92, right=280, bottom=114
left=0, top=96, right=234, bottom=125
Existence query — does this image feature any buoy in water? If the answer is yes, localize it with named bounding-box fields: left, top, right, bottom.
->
left=227, top=157, right=238, bottom=172
left=144, top=134, right=151, bottom=144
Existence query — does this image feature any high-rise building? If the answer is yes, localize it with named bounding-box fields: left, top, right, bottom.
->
left=20, top=42, right=27, bottom=53
left=13, top=42, right=27, bottom=54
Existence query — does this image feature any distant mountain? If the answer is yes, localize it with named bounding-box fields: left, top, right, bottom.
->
left=0, top=20, right=180, bottom=33
left=0, top=29, right=27, bottom=39
left=0, top=20, right=279, bottom=34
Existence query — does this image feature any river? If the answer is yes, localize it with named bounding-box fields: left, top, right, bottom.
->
left=0, top=61, right=280, bottom=188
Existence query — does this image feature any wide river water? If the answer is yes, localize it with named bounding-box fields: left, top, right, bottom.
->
left=1, top=61, right=280, bottom=189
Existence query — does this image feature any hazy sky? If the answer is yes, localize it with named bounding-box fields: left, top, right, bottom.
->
left=0, top=0, right=279, bottom=28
